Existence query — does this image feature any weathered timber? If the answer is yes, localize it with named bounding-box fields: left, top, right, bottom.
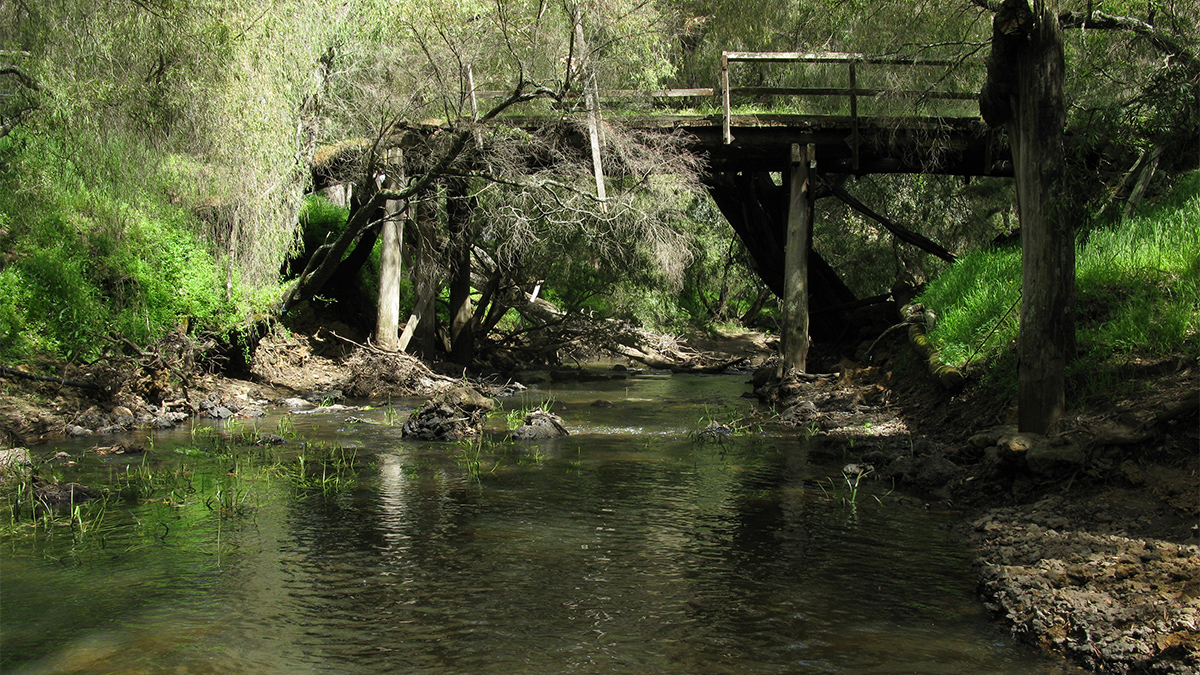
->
left=780, top=143, right=815, bottom=376
left=732, top=86, right=977, bottom=100
left=983, top=0, right=1075, bottom=434
left=704, top=171, right=857, bottom=342
left=828, top=181, right=957, bottom=262
left=723, top=51, right=960, bottom=66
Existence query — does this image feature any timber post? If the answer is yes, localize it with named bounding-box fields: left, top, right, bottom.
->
left=374, top=147, right=405, bottom=352
left=779, top=142, right=815, bottom=377
left=721, top=52, right=732, bottom=145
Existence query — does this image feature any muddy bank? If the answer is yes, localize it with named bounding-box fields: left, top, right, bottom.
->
left=755, top=341, right=1199, bottom=673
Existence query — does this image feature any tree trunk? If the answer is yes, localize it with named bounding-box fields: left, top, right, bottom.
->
left=399, top=195, right=440, bottom=356
left=447, top=178, right=476, bottom=365
left=779, top=143, right=814, bottom=377
left=375, top=152, right=406, bottom=351
left=1010, top=0, right=1075, bottom=434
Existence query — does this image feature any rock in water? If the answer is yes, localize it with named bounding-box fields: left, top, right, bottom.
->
left=404, top=403, right=481, bottom=441
left=512, top=410, right=570, bottom=440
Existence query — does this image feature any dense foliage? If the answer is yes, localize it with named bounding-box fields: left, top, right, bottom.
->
left=0, top=0, right=1195, bottom=366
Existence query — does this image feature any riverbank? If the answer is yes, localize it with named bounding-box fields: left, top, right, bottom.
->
left=0, top=325, right=1196, bottom=673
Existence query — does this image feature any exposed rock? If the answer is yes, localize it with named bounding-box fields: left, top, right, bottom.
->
left=968, top=424, right=1016, bottom=448
left=913, top=454, right=963, bottom=490
left=1025, top=440, right=1085, bottom=477
left=280, top=397, right=312, bottom=409
left=402, top=403, right=480, bottom=441
left=253, top=434, right=286, bottom=446
left=207, top=405, right=233, bottom=420
left=0, top=447, right=32, bottom=477
left=512, top=410, right=570, bottom=440
left=305, top=389, right=345, bottom=404
left=435, top=386, right=496, bottom=413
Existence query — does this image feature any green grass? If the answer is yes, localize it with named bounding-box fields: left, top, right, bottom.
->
left=916, top=170, right=1200, bottom=400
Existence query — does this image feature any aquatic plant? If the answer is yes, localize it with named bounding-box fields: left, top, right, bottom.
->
left=288, top=442, right=361, bottom=494
left=502, top=396, right=557, bottom=432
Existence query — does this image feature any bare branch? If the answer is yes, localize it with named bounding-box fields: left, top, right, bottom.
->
left=968, top=0, right=1197, bottom=66
left=0, top=65, right=43, bottom=92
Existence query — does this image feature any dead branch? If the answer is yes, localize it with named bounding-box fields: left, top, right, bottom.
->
left=0, top=364, right=101, bottom=390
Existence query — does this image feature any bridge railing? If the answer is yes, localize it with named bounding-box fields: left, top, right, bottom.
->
left=719, top=51, right=978, bottom=165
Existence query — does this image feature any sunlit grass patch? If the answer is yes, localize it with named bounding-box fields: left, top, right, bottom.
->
left=915, top=170, right=1200, bottom=402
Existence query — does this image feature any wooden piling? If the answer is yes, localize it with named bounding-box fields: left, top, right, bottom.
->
left=780, top=143, right=814, bottom=377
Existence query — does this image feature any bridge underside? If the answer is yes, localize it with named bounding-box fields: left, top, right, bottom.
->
left=660, top=114, right=1012, bottom=344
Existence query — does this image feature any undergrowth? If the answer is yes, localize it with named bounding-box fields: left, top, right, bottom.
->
left=916, top=170, right=1200, bottom=402
left=0, top=130, right=278, bottom=363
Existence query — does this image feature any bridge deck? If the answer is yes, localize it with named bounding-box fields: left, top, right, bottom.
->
left=504, top=113, right=1010, bottom=176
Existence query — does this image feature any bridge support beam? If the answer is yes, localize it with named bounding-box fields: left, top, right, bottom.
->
left=780, top=143, right=815, bottom=377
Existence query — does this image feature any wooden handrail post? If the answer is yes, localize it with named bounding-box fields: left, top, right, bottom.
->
left=849, top=60, right=860, bottom=171
left=585, top=73, right=607, bottom=204
left=721, top=51, right=732, bottom=145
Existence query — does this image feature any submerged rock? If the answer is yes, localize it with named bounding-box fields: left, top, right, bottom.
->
left=512, top=410, right=569, bottom=440
left=33, top=478, right=100, bottom=508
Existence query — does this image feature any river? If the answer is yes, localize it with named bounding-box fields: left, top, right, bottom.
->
left=1, top=371, right=1081, bottom=674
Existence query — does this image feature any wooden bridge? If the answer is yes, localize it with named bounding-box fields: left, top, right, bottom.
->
left=503, top=51, right=1011, bottom=355
left=320, top=50, right=1011, bottom=367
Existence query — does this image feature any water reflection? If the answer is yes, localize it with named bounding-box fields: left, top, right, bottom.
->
left=3, top=373, right=1080, bottom=674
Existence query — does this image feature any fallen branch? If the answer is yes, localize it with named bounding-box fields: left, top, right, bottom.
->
left=0, top=364, right=101, bottom=390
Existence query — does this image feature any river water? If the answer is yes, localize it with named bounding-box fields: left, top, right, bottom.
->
left=2, top=371, right=1080, bottom=674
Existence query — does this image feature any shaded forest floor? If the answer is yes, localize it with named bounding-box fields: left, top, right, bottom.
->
left=0, top=322, right=1196, bottom=674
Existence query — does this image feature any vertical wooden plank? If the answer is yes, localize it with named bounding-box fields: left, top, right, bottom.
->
left=779, top=143, right=813, bottom=377
left=585, top=74, right=607, bottom=203
left=466, top=64, right=479, bottom=121
left=849, top=61, right=860, bottom=171
left=722, top=52, right=732, bottom=145
left=466, top=64, right=483, bottom=150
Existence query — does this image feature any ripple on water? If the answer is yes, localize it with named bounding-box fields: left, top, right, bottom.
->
left=1, top=374, right=1081, bottom=675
